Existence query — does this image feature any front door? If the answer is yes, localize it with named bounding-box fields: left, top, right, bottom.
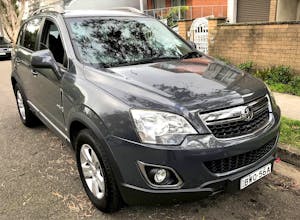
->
left=32, top=19, right=68, bottom=133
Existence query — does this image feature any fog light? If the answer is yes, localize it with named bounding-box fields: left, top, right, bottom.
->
left=138, top=161, right=183, bottom=188
left=153, top=169, right=167, bottom=184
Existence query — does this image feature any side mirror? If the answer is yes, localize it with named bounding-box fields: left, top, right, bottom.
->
left=187, top=40, right=197, bottom=49
left=31, top=49, right=61, bottom=78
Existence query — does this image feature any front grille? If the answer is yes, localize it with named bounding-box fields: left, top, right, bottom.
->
left=208, top=108, right=269, bottom=139
left=200, top=96, right=271, bottom=139
left=204, top=138, right=277, bottom=174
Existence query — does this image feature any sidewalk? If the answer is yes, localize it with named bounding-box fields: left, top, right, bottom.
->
left=273, top=92, right=300, bottom=121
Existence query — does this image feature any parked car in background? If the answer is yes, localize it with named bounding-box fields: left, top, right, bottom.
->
left=0, top=37, right=12, bottom=59
left=11, top=8, right=281, bottom=213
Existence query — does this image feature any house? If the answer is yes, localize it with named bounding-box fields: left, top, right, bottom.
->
left=27, top=0, right=147, bottom=14
left=65, top=0, right=147, bottom=11
left=227, top=0, right=300, bottom=23
left=145, top=0, right=227, bottom=21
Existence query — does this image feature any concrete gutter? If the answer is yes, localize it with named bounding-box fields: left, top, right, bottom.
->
left=278, top=145, right=300, bottom=168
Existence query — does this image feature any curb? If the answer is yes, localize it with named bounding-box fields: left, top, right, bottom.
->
left=278, top=145, right=300, bottom=168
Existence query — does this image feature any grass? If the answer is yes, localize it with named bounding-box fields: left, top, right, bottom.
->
left=280, top=117, right=300, bottom=149
left=236, top=61, right=300, bottom=97
left=268, top=83, right=300, bottom=96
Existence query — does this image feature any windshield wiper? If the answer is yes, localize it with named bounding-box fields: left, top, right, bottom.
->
left=181, top=51, right=202, bottom=59
left=112, top=56, right=181, bottom=67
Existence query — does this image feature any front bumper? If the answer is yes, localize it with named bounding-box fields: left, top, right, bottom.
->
left=106, top=110, right=280, bottom=205
left=0, top=51, right=11, bottom=58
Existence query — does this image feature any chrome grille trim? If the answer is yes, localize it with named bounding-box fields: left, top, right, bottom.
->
left=199, top=95, right=273, bottom=139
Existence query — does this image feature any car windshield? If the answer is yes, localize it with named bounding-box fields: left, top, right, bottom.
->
left=66, top=17, right=194, bottom=68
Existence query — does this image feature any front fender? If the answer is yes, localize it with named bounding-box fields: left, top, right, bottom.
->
left=67, top=104, right=110, bottom=145
left=67, top=104, right=125, bottom=185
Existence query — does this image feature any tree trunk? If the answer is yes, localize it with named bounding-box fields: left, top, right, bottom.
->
left=0, top=0, right=26, bottom=43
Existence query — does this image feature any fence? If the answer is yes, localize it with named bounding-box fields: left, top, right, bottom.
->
left=144, top=5, right=227, bottom=22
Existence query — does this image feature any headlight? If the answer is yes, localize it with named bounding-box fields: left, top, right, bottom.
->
left=131, top=109, right=197, bottom=145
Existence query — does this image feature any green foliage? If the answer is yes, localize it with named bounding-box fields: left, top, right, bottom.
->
left=215, top=56, right=232, bottom=65
left=249, top=65, right=300, bottom=96
left=268, top=82, right=300, bottom=96
left=280, top=117, right=300, bottom=149
left=268, top=66, right=293, bottom=84
left=166, top=6, right=189, bottom=27
left=238, top=61, right=254, bottom=73
left=212, top=59, right=299, bottom=96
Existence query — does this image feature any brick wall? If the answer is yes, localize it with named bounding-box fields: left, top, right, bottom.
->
left=191, top=0, right=227, bottom=18
left=208, top=18, right=300, bottom=74
left=178, top=20, right=193, bottom=39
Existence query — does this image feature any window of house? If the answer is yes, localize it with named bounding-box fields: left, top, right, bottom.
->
left=23, top=18, right=42, bottom=51
left=171, top=0, right=186, bottom=6
left=40, top=20, right=66, bottom=66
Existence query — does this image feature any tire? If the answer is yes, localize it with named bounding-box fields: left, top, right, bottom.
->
left=14, top=83, right=39, bottom=127
left=75, top=129, right=122, bottom=213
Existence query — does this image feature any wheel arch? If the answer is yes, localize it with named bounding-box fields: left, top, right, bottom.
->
left=67, top=106, right=109, bottom=150
left=68, top=106, right=124, bottom=189
left=11, top=76, right=17, bottom=91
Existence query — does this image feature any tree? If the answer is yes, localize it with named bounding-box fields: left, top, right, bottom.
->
left=0, top=0, right=26, bottom=42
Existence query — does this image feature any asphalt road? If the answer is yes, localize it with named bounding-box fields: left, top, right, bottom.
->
left=0, top=60, right=300, bottom=220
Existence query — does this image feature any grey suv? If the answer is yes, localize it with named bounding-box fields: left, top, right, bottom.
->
left=11, top=8, right=281, bottom=213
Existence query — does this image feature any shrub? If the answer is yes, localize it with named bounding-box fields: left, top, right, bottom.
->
left=216, top=56, right=232, bottom=65
left=253, top=65, right=294, bottom=84
left=267, top=66, right=294, bottom=84
left=166, top=6, right=189, bottom=27
left=249, top=64, right=300, bottom=96
left=238, top=61, right=254, bottom=73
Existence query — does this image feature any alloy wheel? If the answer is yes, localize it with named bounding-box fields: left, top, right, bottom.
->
left=80, top=144, right=106, bottom=199
left=16, top=90, right=26, bottom=120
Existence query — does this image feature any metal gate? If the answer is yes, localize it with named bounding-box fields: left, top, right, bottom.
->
left=189, top=17, right=208, bottom=54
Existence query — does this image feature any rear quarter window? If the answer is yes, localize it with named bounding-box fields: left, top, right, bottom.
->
left=23, top=18, right=42, bottom=51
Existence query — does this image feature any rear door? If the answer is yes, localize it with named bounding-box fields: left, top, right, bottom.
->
left=14, top=18, right=43, bottom=103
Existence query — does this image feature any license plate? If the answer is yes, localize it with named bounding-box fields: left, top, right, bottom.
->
left=0, top=52, right=6, bottom=55
left=240, top=163, right=272, bottom=190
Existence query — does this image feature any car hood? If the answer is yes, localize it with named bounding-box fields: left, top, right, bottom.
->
left=84, top=56, right=267, bottom=113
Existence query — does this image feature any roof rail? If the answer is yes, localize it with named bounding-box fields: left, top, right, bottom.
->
left=30, top=5, right=65, bottom=16
left=111, top=7, right=143, bottom=14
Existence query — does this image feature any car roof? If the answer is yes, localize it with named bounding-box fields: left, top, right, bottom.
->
left=63, top=9, right=146, bottom=18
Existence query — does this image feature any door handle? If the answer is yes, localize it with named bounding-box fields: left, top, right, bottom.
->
left=31, top=70, right=39, bottom=77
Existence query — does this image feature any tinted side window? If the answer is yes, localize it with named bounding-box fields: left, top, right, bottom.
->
left=40, top=20, right=66, bottom=66
left=23, top=18, right=42, bottom=51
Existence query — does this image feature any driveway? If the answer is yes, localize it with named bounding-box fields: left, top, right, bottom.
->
left=0, top=60, right=300, bottom=219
